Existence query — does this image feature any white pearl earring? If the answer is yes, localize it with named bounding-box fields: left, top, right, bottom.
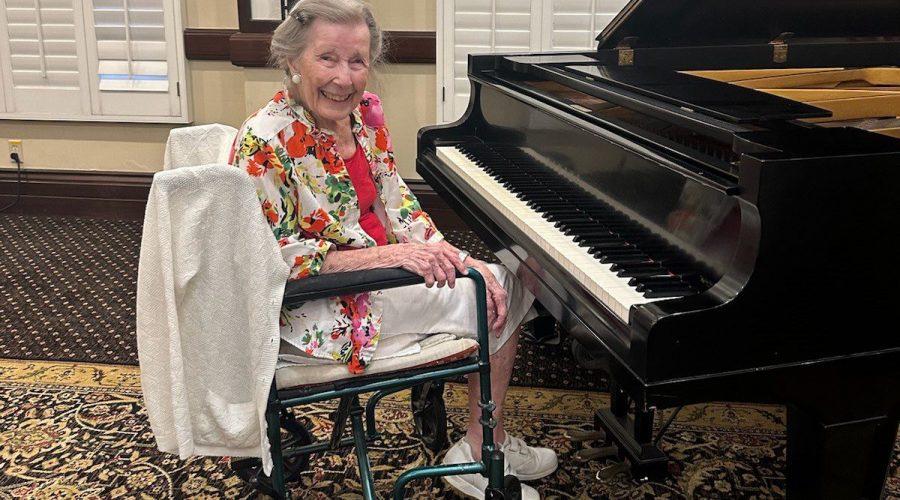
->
left=291, top=73, right=301, bottom=84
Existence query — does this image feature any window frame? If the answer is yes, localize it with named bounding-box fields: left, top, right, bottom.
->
left=0, top=0, right=191, bottom=124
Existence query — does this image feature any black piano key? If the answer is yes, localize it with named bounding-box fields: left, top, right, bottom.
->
left=550, top=211, right=595, bottom=218
left=573, top=229, right=619, bottom=239
left=547, top=213, right=592, bottom=222
left=597, top=246, right=645, bottom=255
left=635, top=279, right=694, bottom=291
left=628, top=276, right=686, bottom=287
left=581, top=232, right=627, bottom=242
left=529, top=201, right=569, bottom=211
left=529, top=196, right=568, bottom=204
left=583, top=236, right=629, bottom=246
left=611, top=262, right=665, bottom=275
left=642, top=289, right=694, bottom=298
left=555, top=220, right=598, bottom=230
left=617, top=267, right=669, bottom=278
left=580, top=240, right=626, bottom=249
left=567, top=228, right=617, bottom=239
left=598, top=254, right=652, bottom=265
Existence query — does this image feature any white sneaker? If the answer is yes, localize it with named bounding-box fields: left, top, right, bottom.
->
left=501, top=434, right=559, bottom=481
left=441, top=438, right=540, bottom=500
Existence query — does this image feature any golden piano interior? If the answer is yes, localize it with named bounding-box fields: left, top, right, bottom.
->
left=685, top=67, right=900, bottom=139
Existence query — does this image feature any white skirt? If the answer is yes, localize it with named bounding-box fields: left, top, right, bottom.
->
left=278, top=263, right=537, bottom=366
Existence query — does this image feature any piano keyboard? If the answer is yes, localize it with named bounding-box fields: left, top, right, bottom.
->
left=437, top=144, right=702, bottom=323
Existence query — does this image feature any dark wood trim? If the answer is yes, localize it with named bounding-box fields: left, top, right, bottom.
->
left=0, top=169, right=153, bottom=220
left=383, top=31, right=437, bottom=64
left=0, top=169, right=464, bottom=228
left=184, top=28, right=436, bottom=66
left=228, top=32, right=274, bottom=67
left=184, top=28, right=237, bottom=60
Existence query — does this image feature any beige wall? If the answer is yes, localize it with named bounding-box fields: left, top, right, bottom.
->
left=0, top=0, right=437, bottom=179
left=371, top=0, right=436, bottom=30
left=185, top=0, right=239, bottom=29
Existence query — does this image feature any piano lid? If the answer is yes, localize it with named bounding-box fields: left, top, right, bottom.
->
left=596, top=0, right=900, bottom=50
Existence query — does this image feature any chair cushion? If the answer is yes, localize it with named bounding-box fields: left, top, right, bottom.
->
left=275, top=334, right=478, bottom=390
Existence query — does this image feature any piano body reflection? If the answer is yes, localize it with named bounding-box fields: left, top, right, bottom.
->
left=417, top=1, right=900, bottom=498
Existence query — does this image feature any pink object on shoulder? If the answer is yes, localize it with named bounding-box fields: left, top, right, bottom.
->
left=360, top=91, right=386, bottom=128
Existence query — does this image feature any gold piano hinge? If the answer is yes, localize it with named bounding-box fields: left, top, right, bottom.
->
left=616, top=37, right=638, bottom=66
left=770, top=32, right=794, bottom=64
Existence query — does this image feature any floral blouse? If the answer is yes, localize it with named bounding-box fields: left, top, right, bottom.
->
left=230, top=90, right=443, bottom=373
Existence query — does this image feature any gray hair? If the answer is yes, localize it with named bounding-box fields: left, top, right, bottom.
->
left=270, top=0, right=384, bottom=77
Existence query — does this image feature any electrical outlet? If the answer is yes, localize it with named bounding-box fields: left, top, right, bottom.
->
left=8, top=139, right=23, bottom=163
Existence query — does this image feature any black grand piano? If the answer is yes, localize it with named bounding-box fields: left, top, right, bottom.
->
left=416, top=1, right=900, bottom=498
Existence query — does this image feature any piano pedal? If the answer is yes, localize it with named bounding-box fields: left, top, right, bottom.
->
left=574, top=445, right=618, bottom=462
left=595, top=460, right=631, bottom=481
left=522, top=314, right=559, bottom=345
left=566, top=429, right=607, bottom=442
left=571, top=339, right=608, bottom=371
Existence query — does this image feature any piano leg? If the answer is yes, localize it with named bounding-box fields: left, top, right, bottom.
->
left=594, top=380, right=668, bottom=481
left=787, top=404, right=899, bottom=499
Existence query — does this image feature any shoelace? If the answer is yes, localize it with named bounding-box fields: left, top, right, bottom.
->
left=504, top=436, right=533, bottom=457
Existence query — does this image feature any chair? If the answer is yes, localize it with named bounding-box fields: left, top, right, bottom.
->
left=234, top=267, right=523, bottom=499
left=163, top=123, right=238, bottom=170
left=137, top=164, right=521, bottom=499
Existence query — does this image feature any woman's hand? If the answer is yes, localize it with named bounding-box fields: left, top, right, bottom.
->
left=323, top=240, right=509, bottom=335
left=390, top=241, right=509, bottom=334
left=392, top=241, right=468, bottom=289
left=461, top=257, right=509, bottom=336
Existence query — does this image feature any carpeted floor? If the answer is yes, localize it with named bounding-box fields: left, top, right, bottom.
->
left=0, top=215, right=142, bottom=365
left=1, top=213, right=899, bottom=498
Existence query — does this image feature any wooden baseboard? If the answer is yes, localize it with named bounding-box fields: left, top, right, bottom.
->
left=0, top=169, right=466, bottom=229
left=0, top=169, right=152, bottom=220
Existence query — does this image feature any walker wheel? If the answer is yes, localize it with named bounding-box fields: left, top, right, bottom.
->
left=233, top=411, right=313, bottom=495
left=411, top=381, right=449, bottom=452
left=485, top=475, right=522, bottom=499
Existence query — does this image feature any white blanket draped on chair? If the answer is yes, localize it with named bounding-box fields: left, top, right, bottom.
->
left=136, top=164, right=289, bottom=474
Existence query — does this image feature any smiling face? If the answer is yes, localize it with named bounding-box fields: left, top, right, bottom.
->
left=288, top=19, right=370, bottom=131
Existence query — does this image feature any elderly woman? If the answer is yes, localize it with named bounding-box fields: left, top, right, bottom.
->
left=230, top=0, right=557, bottom=497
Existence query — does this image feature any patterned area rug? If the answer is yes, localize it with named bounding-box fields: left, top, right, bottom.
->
left=1, top=359, right=898, bottom=499
left=0, top=359, right=794, bottom=499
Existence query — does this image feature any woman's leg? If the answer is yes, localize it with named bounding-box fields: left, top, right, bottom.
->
left=465, top=327, right=520, bottom=460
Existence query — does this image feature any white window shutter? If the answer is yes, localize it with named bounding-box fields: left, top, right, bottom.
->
left=440, top=0, right=540, bottom=123
left=438, top=0, right=627, bottom=123
left=542, top=0, right=628, bottom=50
left=0, top=0, right=92, bottom=116
left=0, top=66, right=5, bottom=112
left=83, top=0, right=185, bottom=119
